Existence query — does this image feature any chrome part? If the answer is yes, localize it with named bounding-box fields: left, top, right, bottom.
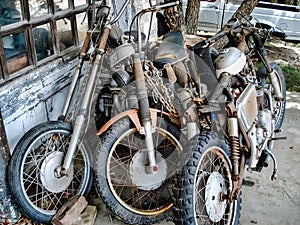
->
left=129, top=150, right=167, bottom=191
left=205, top=172, right=227, bottom=222
left=247, top=125, right=259, bottom=170
left=269, top=70, right=283, bottom=100
left=143, top=120, right=158, bottom=174
left=187, top=122, right=198, bottom=140
left=63, top=50, right=105, bottom=173
left=227, top=118, right=239, bottom=137
left=236, top=83, right=258, bottom=132
left=40, top=152, right=74, bottom=193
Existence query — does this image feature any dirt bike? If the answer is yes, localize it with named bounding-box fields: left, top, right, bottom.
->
left=7, top=0, right=132, bottom=223
left=173, top=17, right=287, bottom=225
left=8, top=0, right=186, bottom=224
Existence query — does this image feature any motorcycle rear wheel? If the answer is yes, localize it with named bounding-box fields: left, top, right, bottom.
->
left=173, top=131, right=241, bottom=225
left=95, top=117, right=185, bottom=224
left=8, top=121, right=92, bottom=224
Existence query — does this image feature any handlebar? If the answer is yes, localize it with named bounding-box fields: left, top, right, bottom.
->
left=191, top=30, right=228, bottom=50
left=190, top=17, right=286, bottom=51
left=136, top=1, right=180, bottom=53
left=109, top=0, right=130, bottom=25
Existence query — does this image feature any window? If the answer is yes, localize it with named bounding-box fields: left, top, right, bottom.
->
left=0, top=0, right=89, bottom=80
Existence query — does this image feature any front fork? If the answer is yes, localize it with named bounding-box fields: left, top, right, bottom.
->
left=134, top=54, right=158, bottom=173
left=60, top=25, right=111, bottom=176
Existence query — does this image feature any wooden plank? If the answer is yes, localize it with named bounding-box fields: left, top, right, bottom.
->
left=52, top=195, right=88, bottom=225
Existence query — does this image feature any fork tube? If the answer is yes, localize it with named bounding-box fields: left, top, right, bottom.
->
left=134, top=54, right=157, bottom=174
left=259, top=52, right=283, bottom=101
left=61, top=32, right=91, bottom=119
left=61, top=26, right=111, bottom=174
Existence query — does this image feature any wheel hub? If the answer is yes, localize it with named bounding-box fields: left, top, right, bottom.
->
left=129, top=150, right=167, bottom=191
left=205, top=171, right=227, bottom=222
left=40, top=151, right=74, bottom=193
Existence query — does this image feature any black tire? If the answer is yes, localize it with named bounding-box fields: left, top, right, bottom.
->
left=8, top=121, right=92, bottom=224
left=173, top=131, right=241, bottom=225
left=95, top=117, right=185, bottom=224
left=257, top=62, right=286, bottom=131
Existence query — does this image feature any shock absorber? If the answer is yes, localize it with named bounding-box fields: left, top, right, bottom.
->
left=133, top=53, right=158, bottom=174
left=227, top=117, right=240, bottom=180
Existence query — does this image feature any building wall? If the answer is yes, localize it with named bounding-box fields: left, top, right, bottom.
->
left=0, top=57, right=76, bottom=152
left=0, top=0, right=158, bottom=152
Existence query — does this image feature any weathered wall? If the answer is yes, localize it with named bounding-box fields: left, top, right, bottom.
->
left=0, top=0, right=158, bottom=152
left=0, top=58, right=76, bottom=152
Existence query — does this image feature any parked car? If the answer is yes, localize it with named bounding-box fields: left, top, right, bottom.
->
left=182, top=0, right=300, bottom=41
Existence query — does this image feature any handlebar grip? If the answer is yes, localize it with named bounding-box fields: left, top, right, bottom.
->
left=270, top=30, right=286, bottom=40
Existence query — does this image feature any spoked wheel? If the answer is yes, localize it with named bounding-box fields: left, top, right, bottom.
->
left=95, top=117, right=184, bottom=224
left=257, top=62, right=286, bottom=131
left=8, top=121, right=92, bottom=224
left=173, top=131, right=241, bottom=225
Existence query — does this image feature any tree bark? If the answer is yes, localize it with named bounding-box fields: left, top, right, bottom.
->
left=185, top=0, right=201, bottom=35
left=163, top=0, right=184, bottom=31
left=213, top=0, right=259, bottom=50
left=231, top=0, right=259, bottom=20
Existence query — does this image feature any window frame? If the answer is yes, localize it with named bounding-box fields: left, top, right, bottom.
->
left=0, top=0, right=90, bottom=81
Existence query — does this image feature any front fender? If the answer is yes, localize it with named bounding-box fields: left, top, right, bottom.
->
left=97, top=108, right=172, bottom=136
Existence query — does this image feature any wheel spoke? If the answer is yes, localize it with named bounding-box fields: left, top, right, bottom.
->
left=100, top=119, right=182, bottom=218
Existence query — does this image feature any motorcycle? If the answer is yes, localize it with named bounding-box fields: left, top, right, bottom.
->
left=7, top=0, right=131, bottom=223
left=172, top=17, right=287, bottom=225
left=8, top=0, right=186, bottom=224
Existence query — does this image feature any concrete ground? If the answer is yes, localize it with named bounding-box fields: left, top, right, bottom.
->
left=90, top=91, right=300, bottom=225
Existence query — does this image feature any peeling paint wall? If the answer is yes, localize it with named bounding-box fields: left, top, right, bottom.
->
left=0, top=58, right=76, bottom=152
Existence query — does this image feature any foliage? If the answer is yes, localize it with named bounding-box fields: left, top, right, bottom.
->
left=280, top=64, right=300, bottom=92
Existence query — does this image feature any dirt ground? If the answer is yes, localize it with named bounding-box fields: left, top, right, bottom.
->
left=239, top=42, right=300, bottom=225
left=91, top=92, right=300, bottom=225
left=239, top=91, right=300, bottom=225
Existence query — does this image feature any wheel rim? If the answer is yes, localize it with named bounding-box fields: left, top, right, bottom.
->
left=20, top=129, right=90, bottom=215
left=107, top=127, right=182, bottom=215
left=194, top=146, right=235, bottom=224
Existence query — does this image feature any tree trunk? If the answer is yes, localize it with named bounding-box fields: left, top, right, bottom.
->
left=185, top=0, right=201, bottom=35
left=213, top=0, right=259, bottom=50
left=231, top=0, right=259, bottom=20
left=163, top=0, right=184, bottom=31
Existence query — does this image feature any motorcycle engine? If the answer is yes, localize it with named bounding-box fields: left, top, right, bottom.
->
left=256, top=108, right=273, bottom=146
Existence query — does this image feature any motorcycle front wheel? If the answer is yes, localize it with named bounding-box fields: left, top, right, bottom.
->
left=173, top=131, right=241, bottom=225
left=8, top=121, right=92, bottom=224
left=95, top=117, right=185, bottom=224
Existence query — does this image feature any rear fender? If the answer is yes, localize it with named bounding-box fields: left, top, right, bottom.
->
left=97, top=108, right=171, bottom=135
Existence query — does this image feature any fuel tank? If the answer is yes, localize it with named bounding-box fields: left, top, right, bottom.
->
left=215, top=47, right=246, bottom=78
